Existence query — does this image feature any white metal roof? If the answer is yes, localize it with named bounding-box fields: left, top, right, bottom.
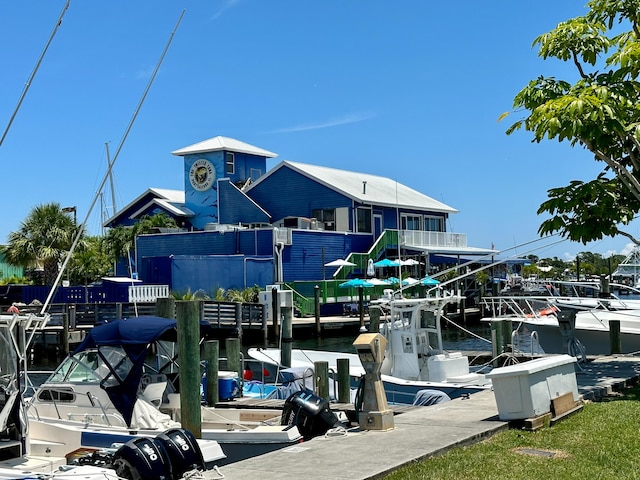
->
left=171, top=136, right=278, bottom=158
left=103, top=188, right=187, bottom=226
left=249, top=161, right=458, bottom=213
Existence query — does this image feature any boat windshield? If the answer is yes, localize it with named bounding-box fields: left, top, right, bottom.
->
left=47, top=346, right=133, bottom=386
left=0, top=324, right=19, bottom=432
left=0, top=325, right=17, bottom=385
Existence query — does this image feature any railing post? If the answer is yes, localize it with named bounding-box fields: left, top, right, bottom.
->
left=261, top=303, right=268, bottom=346
left=282, top=305, right=293, bottom=368
left=358, top=286, right=365, bottom=329
left=369, top=305, right=380, bottom=333
left=62, top=308, right=70, bottom=356
left=225, top=337, right=242, bottom=390
left=314, top=285, right=321, bottom=338
left=235, top=302, right=243, bottom=340
left=271, top=287, right=279, bottom=338
left=68, top=304, right=76, bottom=329
left=491, top=319, right=504, bottom=367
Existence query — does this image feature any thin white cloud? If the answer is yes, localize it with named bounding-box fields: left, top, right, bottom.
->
left=268, top=111, right=376, bottom=134
left=212, top=0, right=243, bottom=20
left=134, top=66, right=155, bottom=81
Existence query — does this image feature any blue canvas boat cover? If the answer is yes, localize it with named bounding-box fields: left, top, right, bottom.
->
left=72, top=316, right=208, bottom=427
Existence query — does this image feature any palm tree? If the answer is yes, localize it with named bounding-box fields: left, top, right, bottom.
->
left=2, top=203, right=82, bottom=285
left=104, top=213, right=178, bottom=275
left=68, top=236, right=112, bottom=284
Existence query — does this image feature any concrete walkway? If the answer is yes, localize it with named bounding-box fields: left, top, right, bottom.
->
left=216, top=355, right=640, bottom=480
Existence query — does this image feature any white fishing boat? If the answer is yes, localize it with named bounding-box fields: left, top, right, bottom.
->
left=0, top=311, right=229, bottom=479
left=483, top=295, right=640, bottom=356
left=248, top=291, right=492, bottom=405
left=501, top=278, right=640, bottom=311
left=26, top=316, right=303, bottom=467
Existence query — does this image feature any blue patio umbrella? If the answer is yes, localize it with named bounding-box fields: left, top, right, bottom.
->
left=373, top=258, right=400, bottom=268
left=339, top=278, right=374, bottom=288
left=421, top=276, right=440, bottom=286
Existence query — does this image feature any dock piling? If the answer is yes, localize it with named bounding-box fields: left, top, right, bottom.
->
left=176, top=300, right=202, bottom=437
left=203, top=340, right=219, bottom=406
left=315, top=361, right=330, bottom=401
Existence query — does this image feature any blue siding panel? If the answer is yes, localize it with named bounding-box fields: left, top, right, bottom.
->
left=170, top=255, right=273, bottom=292
left=218, top=179, right=270, bottom=225
left=282, top=230, right=370, bottom=282
left=248, top=167, right=351, bottom=223
left=230, top=152, right=266, bottom=183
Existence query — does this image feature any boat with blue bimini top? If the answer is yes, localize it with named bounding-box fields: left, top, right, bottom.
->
left=26, top=316, right=304, bottom=467
left=247, top=290, right=492, bottom=406
left=0, top=311, right=234, bottom=480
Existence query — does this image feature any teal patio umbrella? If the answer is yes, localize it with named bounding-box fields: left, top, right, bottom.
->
left=421, top=276, right=440, bottom=286
left=373, top=258, right=400, bottom=268
left=339, top=278, right=374, bottom=288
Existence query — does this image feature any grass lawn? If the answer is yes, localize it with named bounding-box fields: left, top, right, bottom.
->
left=382, top=383, right=640, bottom=480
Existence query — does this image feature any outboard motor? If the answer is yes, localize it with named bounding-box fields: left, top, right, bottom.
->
left=281, top=389, right=339, bottom=439
left=112, top=428, right=205, bottom=480
left=155, top=428, right=205, bottom=478
left=112, top=436, right=172, bottom=480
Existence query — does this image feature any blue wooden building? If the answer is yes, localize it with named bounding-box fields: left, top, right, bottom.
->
left=105, top=136, right=495, bottom=297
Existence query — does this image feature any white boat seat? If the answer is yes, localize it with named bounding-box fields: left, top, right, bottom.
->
left=140, top=381, right=167, bottom=407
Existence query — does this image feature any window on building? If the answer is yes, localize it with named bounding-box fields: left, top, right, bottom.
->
left=401, top=214, right=422, bottom=230
left=356, top=207, right=372, bottom=233
left=249, top=168, right=262, bottom=181
left=312, top=208, right=336, bottom=231
left=225, top=152, right=235, bottom=175
left=424, top=216, right=444, bottom=232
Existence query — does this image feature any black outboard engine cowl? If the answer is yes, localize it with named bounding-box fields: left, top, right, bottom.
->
left=112, top=436, right=172, bottom=480
left=281, top=389, right=339, bottom=439
left=156, top=428, right=205, bottom=478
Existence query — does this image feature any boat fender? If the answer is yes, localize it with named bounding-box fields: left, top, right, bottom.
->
left=539, top=306, right=558, bottom=316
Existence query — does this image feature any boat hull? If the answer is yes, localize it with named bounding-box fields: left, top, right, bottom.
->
left=521, top=311, right=640, bottom=355
left=246, top=348, right=491, bottom=404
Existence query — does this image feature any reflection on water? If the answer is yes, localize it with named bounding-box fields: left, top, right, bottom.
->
left=272, top=323, right=493, bottom=354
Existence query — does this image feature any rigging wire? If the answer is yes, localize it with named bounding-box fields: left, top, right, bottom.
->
left=431, top=235, right=568, bottom=292
left=40, top=9, right=187, bottom=314
left=0, top=0, right=71, bottom=149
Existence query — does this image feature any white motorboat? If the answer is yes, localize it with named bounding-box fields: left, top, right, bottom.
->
left=26, top=316, right=303, bottom=467
left=483, top=295, right=640, bottom=356
left=0, top=312, right=217, bottom=480
left=248, top=291, right=492, bottom=405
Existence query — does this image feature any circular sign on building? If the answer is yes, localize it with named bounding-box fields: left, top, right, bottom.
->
left=189, top=158, right=216, bottom=191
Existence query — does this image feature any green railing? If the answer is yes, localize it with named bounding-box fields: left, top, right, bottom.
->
left=333, top=230, right=400, bottom=281
left=281, top=230, right=410, bottom=316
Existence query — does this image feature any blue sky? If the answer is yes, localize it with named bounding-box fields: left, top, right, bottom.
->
left=1, top=1, right=637, bottom=262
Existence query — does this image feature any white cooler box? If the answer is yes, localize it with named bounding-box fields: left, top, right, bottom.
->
left=487, top=354, right=578, bottom=421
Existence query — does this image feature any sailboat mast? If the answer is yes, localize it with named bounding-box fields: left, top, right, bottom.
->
left=106, top=142, right=117, bottom=215
left=0, top=0, right=71, bottom=149
left=40, top=9, right=186, bottom=313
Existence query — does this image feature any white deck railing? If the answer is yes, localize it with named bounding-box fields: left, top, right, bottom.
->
left=128, top=285, right=170, bottom=303
left=400, top=230, right=467, bottom=249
